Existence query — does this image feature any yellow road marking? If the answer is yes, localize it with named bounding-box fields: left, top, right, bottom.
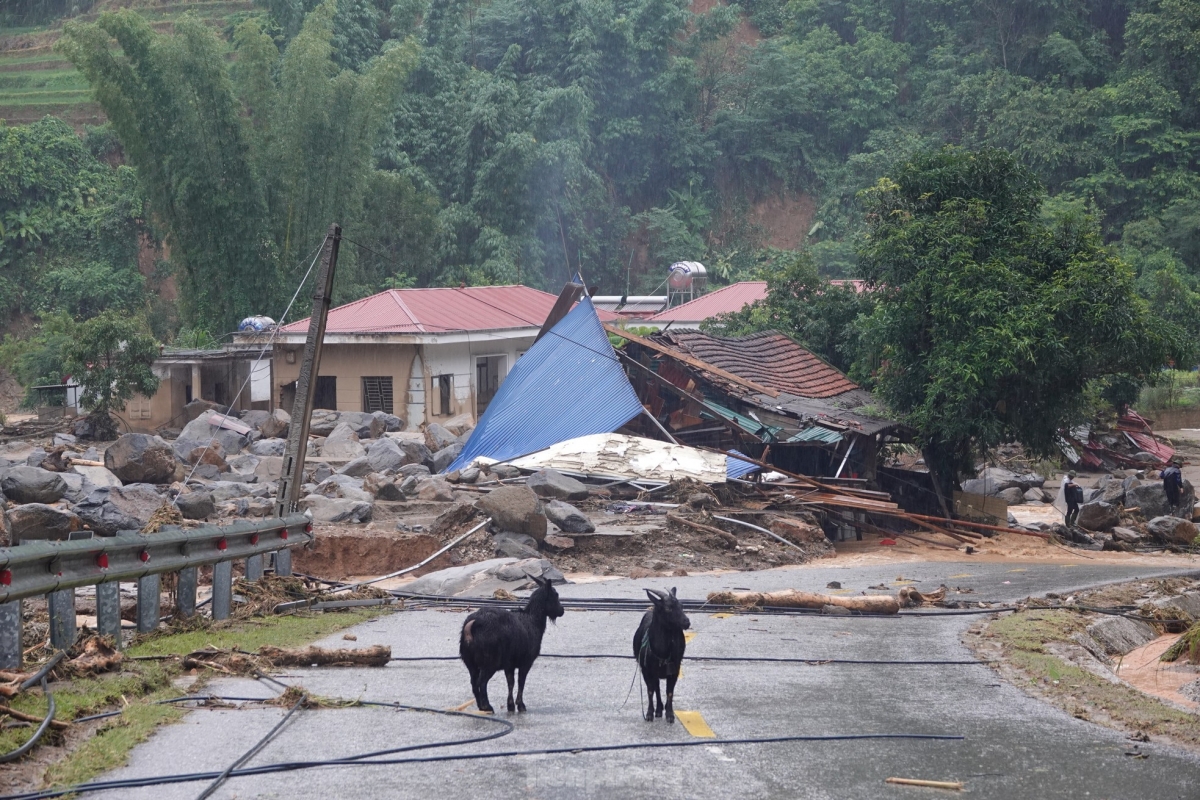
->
left=948, top=573, right=972, bottom=579
left=675, top=710, right=716, bottom=738
left=710, top=612, right=732, bottom=618
left=1007, top=568, right=1027, bottom=573
left=684, top=631, right=697, bottom=643
left=828, top=589, right=853, bottom=595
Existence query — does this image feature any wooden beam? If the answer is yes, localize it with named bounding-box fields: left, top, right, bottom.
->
left=604, top=324, right=780, bottom=398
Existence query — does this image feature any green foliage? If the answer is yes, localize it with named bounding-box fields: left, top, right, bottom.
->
left=0, top=312, right=77, bottom=407
left=856, top=147, right=1177, bottom=486
left=61, top=311, right=159, bottom=433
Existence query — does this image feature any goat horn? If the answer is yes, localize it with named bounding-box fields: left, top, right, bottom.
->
left=648, top=588, right=668, bottom=600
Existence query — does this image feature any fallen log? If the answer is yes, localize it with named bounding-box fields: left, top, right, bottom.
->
left=257, top=644, right=391, bottom=667
left=667, top=513, right=738, bottom=547
left=707, top=589, right=900, bottom=615
left=0, top=705, right=70, bottom=730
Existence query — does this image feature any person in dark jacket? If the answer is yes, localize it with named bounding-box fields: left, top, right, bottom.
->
left=1063, top=471, right=1082, bottom=526
left=1162, top=460, right=1184, bottom=512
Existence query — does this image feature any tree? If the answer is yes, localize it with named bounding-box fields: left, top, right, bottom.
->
left=61, top=311, right=159, bottom=439
left=856, top=147, right=1179, bottom=498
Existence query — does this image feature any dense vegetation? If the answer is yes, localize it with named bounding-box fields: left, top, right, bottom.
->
left=1, top=0, right=1197, bottom=415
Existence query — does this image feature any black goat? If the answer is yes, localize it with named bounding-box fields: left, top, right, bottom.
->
left=633, top=587, right=690, bottom=722
left=459, top=574, right=564, bottom=713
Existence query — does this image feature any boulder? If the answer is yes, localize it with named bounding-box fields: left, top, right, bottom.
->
left=299, top=494, right=372, bottom=523
left=208, top=481, right=258, bottom=502
left=183, top=398, right=220, bottom=422
left=996, top=486, right=1025, bottom=505
left=527, top=469, right=590, bottom=501
left=489, top=464, right=521, bottom=480
left=1110, top=526, right=1144, bottom=545
left=1023, top=487, right=1048, bottom=503
left=0, top=506, right=9, bottom=547
left=543, top=533, right=574, bottom=551
left=493, top=531, right=542, bottom=559
left=398, top=440, right=434, bottom=469
left=1127, top=480, right=1195, bottom=519
left=431, top=443, right=462, bottom=474
left=493, top=558, right=563, bottom=584
left=73, top=484, right=165, bottom=535
left=1085, top=616, right=1158, bottom=657
left=364, top=473, right=404, bottom=501
left=238, top=410, right=271, bottom=434
left=186, top=443, right=228, bottom=471
left=105, top=434, right=178, bottom=484
left=312, top=464, right=334, bottom=483
left=311, top=410, right=383, bottom=440
left=226, top=454, right=260, bottom=476
left=308, top=410, right=342, bottom=437
left=416, top=476, right=455, bottom=502
left=1077, top=500, right=1120, bottom=532
left=321, top=423, right=366, bottom=460
left=260, top=408, right=291, bottom=439
left=60, top=471, right=86, bottom=503
left=249, top=438, right=287, bottom=457
left=176, top=491, right=215, bottom=520
left=172, top=413, right=248, bottom=461
left=1, top=466, right=67, bottom=504
left=1014, top=472, right=1047, bottom=491
left=337, top=457, right=374, bottom=478
left=366, top=438, right=407, bottom=472
left=397, top=463, right=432, bottom=479
left=8, top=503, right=83, bottom=543
left=380, top=413, right=403, bottom=432
left=544, top=499, right=595, bottom=533
left=478, top=486, right=547, bottom=541
left=976, top=467, right=1022, bottom=492
left=425, top=423, right=458, bottom=451
left=24, top=448, right=47, bottom=467
left=53, top=432, right=76, bottom=447
left=1147, top=516, right=1199, bottom=546
left=254, top=456, right=283, bottom=482
left=441, top=413, right=475, bottom=437
left=71, top=464, right=122, bottom=489
left=316, top=475, right=373, bottom=503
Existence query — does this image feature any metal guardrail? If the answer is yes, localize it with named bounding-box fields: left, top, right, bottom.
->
left=0, top=514, right=313, bottom=669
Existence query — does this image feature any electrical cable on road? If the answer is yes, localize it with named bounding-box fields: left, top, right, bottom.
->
left=195, top=692, right=307, bottom=800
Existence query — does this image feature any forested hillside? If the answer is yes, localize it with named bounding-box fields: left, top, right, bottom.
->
left=2, top=0, right=1199, bottom=351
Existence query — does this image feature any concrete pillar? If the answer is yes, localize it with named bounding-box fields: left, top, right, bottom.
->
left=191, top=363, right=202, bottom=402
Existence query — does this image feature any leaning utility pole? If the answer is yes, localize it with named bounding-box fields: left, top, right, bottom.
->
left=272, top=224, right=340, bottom=577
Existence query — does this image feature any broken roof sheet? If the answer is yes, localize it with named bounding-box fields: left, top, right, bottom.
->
left=446, top=298, right=645, bottom=472
left=647, top=281, right=767, bottom=322
left=505, top=433, right=756, bottom=484
left=659, top=330, right=860, bottom=399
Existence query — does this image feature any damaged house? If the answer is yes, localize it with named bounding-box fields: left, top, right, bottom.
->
left=608, top=327, right=909, bottom=485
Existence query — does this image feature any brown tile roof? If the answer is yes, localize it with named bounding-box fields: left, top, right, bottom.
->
left=659, top=330, right=860, bottom=399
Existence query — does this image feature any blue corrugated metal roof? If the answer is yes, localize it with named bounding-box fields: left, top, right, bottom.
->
left=726, top=450, right=760, bottom=479
left=787, top=426, right=844, bottom=444
left=447, top=298, right=646, bottom=472
left=701, top=400, right=782, bottom=441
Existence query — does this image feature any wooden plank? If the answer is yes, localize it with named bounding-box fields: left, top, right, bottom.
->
left=605, top=324, right=781, bottom=398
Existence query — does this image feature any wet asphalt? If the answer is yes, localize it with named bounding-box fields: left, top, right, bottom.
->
left=80, top=561, right=1200, bottom=800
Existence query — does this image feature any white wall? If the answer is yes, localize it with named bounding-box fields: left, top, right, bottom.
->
left=417, top=334, right=536, bottom=425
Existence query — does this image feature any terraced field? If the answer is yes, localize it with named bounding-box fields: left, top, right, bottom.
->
left=0, top=0, right=255, bottom=127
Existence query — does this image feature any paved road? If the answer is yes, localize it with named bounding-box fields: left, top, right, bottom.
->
left=85, top=561, right=1200, bottom=800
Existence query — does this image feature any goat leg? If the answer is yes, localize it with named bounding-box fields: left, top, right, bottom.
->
left=516, top=665, right=529, bottom=713
left=477, top=669, right=496, bottom=713
left=664, top=668, right=679, bottom=724
left=644, top=675, right=657, bottom=721
left=505, top=669, right=516, bottom=713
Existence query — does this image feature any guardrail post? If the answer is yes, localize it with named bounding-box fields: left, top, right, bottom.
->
left=212, top=560, right=232, bottom=621
left=245, top=554, right=264, bottom=582
left=0, top=600, right=21, bottom=669
left=176, top=567, right=197, bottom=618
left=96, top=583, right=121, bottom=642
left=48, top=588, right=76, bottom=649
left=137, top=574, right=160, bottom=633
left=275, top=548, right=292, bottom=578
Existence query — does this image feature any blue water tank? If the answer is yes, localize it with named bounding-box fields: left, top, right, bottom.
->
left=238, top=316, right=276, bottom=332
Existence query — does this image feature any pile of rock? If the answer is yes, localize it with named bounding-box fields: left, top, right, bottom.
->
left=962, top=467, right=1048, bottom=505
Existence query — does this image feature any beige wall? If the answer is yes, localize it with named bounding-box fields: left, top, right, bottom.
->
left=272, top=343, right=417, bottom=418
left=113, top=361, right=248, bottom=434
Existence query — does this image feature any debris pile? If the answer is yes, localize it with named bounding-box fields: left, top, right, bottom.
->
left=1059, top=410, right=1176, bottom=471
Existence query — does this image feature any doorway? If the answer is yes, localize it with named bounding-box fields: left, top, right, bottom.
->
left=475, top=355, right=506, bottom=416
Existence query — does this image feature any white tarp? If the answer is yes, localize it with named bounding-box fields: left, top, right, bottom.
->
left=504, top=433, right=729, bottom=484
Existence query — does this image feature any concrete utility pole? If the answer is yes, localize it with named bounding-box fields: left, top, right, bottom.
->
left=271, top=223, right=341, bottom=577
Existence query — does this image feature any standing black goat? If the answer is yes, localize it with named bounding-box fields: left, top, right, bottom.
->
left=459, top=574, right=564, bottom=713
left=633, top=587, right=690, bottom=723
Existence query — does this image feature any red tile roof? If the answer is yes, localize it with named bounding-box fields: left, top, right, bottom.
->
left=280, top=285, right=617, bottom=335
left=648, top=281, right=767, bottom=322
left=660, top=329, right=860, bottom=399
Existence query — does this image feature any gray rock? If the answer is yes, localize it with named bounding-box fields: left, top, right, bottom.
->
left=24, top=448, right=47, bottom=467
left=1099, top=474, right=1128, bottom=504
left=316, top=475, right=372, bottom=503
left=209, top=481, right=257, bottom=502
left=1147, top=515, right=1199, bottom=545
left=1151, top=592, right=1200, bottom=622
left=8, top=503, right=83, bottom=543
left=959, top=479, right=988, bottom=496
left=379, top=413, right=403, bottom=432
left=337, top=457, right=374, bottom=478
left=397, top=463, right=432, bottom=479
left=404, top=558, right=519, bottom=596
left=299, top=494, right=372, bottom=523
left=53, top=432, right=77, bottom=447
left=1, top=466, right=67, bottom=504
left=311, top=411, right=383, bottom=440
left=308, top=410, right=342, bottom=437
left=1077, top=500, right=1120, bottom=532
left=73, top=483, right=164, bottom=535
left=459, top=467, right=481, bottom=484
left=489, top=464, right=521, bottom=479
left=172, top=413, right=247, bottom=461
left=426, top=423, right=458, bottom=451
left=544, top=499, right=595, bottom=533
left=493, top=531, right=542, bottom=559
left=366, top=438, right=407, bottom=472
left=226, top=454, right=260, bottom=476
left=975, top=467, right=1022, bottom=492
left=106, top=433, right=178, bottom=484
left=312, top=463, right=334, bottom=483
left=431, top=443, right=463, bottom=473
left=416, top=476, right=455, bottom=502
left=176, top=492, right=215, bottom=520
left=71, top=464, right=122, bottom=490
left=1111, top=526, right=1144, bottom=544
left=238, top=410, right=271, bottom=433
left=527, top=469, right=590, bottom=501
left=364, top=473, right=404, bottom=501
left=321, top=423, right=366, bottom=460
left=249, top=438, right=287, bottom=457
left=0, top=506, right=9, bottom=547
left=1023, top=487, right=1048, bottom=503
left=260, top=408, right=291, bottom=439
left=478, top=486, right=546, bottom=541
left=1127, top=480, right=1196, bottom=519
left=996, top=486, right=1025, bottom=505
left=1085, top=615, right=1157, bottom=657
left=398, top=475, right=420, bottom=497
left=60, top=471, right=86, bottom=503
left=494, top=558, right=563, bottom=584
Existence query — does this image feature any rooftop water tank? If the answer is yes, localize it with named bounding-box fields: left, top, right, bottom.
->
left=668, top=261, right=706, bottom=289
left=238, top=315, right=276, bottom=332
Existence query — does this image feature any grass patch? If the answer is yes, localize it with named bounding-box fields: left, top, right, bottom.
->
left=2, top=608, right=387, bottom=790
left=983, top=609, right=1200, bottom=745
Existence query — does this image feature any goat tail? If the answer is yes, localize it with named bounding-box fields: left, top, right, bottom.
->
left=462, top=619, right=475, bottom=646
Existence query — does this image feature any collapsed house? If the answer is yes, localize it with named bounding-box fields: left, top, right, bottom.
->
left=1059, top=409, right=1176, bottom=470
left=607, top=328, right=908, bottom=486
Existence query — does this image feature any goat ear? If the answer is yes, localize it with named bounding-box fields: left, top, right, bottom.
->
left=670, top=587, right=678, bottom=598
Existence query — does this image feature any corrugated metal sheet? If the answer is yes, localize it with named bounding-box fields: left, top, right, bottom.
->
left=701, top=400, right=781, bottom=440
left=726, top=450, right=760, bottom=479
left=788, top=426, right=844, bottom=444
left=281, top=285, right=619, bottom=335
left=447, top=298, right=645, bottom=472
left=648, top=282, right=767, bottom=322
